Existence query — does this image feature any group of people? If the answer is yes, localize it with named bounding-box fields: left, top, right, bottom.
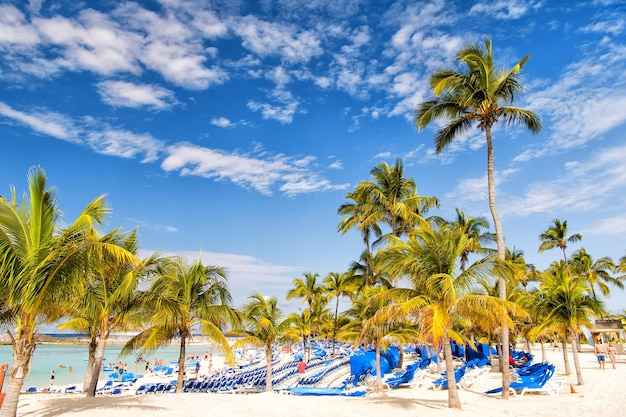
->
left=594, top=339, right=618, bottom=369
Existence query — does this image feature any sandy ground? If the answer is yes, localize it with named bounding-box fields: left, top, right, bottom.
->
left=13, top=344, right=626, bottom=417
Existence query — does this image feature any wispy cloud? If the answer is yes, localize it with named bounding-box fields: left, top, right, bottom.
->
left=469, top=1, right=541, bottom=20
left=516, top=36, right=626, bottom=162
left=0, top=102, right=76, bottom=141
left=503, top=144, right=626, bottom=217
left=96, top=80, right=178, bottom=110
left=140, top=249, right=306, bottom=305
left=161, top=143, right=348, bottom=196
left=126, top=217, right=179, bottom=233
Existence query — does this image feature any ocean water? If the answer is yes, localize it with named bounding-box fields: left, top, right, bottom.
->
left=0, top=338, right=217, bottom=391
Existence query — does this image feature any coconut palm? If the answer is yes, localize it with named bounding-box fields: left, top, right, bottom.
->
left=357, top=158, right=439, bottom=240
left=121, top=255, right=239, bottom=393
left=338, top=286, right=419, bottom=393
left=232, top=292, right=297, bottom=391
left=323, top=272, right=356, bottom=356
left=338, top=187, right=382, bottom=287
left=450, top=209, right=495, bottom=272
left=0, top=168, right=137, bottom=417
left=415, top=38, right=541, bottom=397
left=286, top=272, right=325, bottom=310
left=570, top=248, right=620, bottom=304
left=59, top=229, right=155, bottom=396
left=375, top=225, right=523, bottom=408
left=538, top=219, right=582, bottom=265
left=530, top=261, right=604, bottom=385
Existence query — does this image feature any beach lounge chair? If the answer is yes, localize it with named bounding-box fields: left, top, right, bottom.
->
left=485, top=363, right=563, bottom=396
left=384, top=359, right=429, bottom=389
left=25, top=386, right=38, bottom=393
left=64, top=385, right=77, bottom=394
left=111, top=387, right=123, bottom=396
left=432, top=364, right=467, bottom=390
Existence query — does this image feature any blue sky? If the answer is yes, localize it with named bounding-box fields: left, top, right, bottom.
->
left=1, top=0, right=625, bottom=314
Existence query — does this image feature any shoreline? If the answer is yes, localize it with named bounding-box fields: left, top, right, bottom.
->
left=13, top=343, right=626, bottom=417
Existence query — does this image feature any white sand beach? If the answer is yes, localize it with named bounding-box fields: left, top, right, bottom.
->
left=14, top=344, right=626, bottom=417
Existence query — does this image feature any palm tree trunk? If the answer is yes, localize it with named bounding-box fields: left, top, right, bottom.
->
left=265, top=344, right=273, bottom=392
left=82, top=335, right=98, bottom=393
left=561, top=340, right=571, bottom=375
left=485, top=127, right=510, bottom=399
left=86, top=336, right=108, bottom=396
left=0, top=332, right=36, bottom=417
left=332, top=297, right=339, bottom=356
left=443, top=334, right=461, bottom=409
left=374, top=343, right=383, bottom=393
left=541, top=340, right=547, bottom=363
left=176, top=335, right=187, bottom=393
left=571, top=333, right=584, bottom=385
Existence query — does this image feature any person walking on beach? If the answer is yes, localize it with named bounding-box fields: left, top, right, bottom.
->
left=607, top=342, right=617, bottom=369
left=297, top=359, right=307, bottom=374
left=595, top=339, right=607, bottom=370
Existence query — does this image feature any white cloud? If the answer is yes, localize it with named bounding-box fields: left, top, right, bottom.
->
left=96, top=80, right=178, bottom=110
left=34, top=9, right=142, bottom=76
left=503, top=144, right=626, bottom=217
left=0, top=5, right=40, bottom=45
left=230, top=15, right=323, bottom=63
left=247, top=100, right=299, bottom=124
left=579, top=18, right=625, bottom=35
left=469, top=1, right=540, bottom=20
left=0, top=102, right=75, bottom=141
left=516, top=41, right=626, bottom=162
left=585, top=215, right=626, bottom=237
left=161, top=143, right=347, bottom=196
left=127, top=217, right=179, bottom=233
left=210, top=117, right=233, bottom=128
left=85, top=129, right=163, bottom=163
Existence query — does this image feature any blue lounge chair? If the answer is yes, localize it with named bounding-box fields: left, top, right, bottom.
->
left=432, top=365, right=467, bottom=390
left=485, top=363, right=563, bottom=396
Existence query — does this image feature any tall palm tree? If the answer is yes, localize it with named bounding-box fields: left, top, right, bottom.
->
left=570, top=248, right=620, bottom=305
left=338, top=187, right=382, bottom=287
left=375, top=225, right=522, bottom=409
left=416, top=38, right=541, bottom=397
left=59, top=229, right=152, bottom=396
left=530, top=261, right=604, bottom=385
left=232, top=292, right=297, bottom=391
left=538, top=219, right=582, bottom=265
left=323, top=272, right=355, bottom=356
left=0, top=168, right=136, bottom=417
left=121, top=255, right=239, bottom=393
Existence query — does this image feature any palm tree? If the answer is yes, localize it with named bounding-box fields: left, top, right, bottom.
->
left=0, top=168, right=136, bottom=417
left=570, top=248, right=620, bottom=305
left=121, top=255, right=239, bottom=393
left=323, top=272, right=355, bottom=356
left=59, top=229, right=152, bottom=396
left=450, top=209, right=495, bottom=272
left=338, top=187, right=382, bottom=287
left=357, top=158, right=438, bottom=239
left=375, top=225, right=523, bottom=408
left=416, top=38, right=541, bottom=397
left=232, top=292, right=297, bottom=391
left=538, top=219, right=582, bottom=265
left=530, top=261, right=604, bottom=385
left=286, top=272, right=325, bottom=310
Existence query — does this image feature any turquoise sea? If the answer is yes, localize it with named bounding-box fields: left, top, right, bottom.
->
left=0, top=337, right=217, bottom=391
